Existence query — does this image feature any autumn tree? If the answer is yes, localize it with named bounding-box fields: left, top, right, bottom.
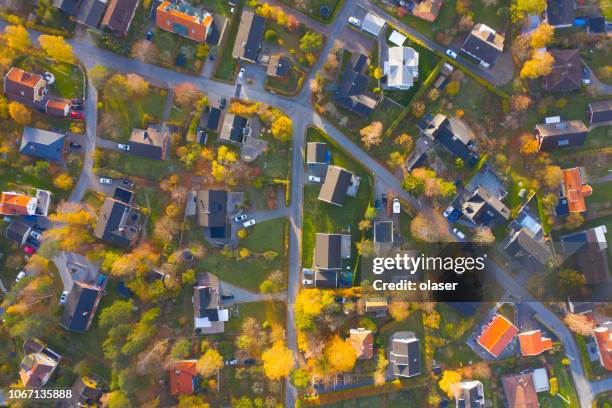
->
left=356, top=239, right=375, bottom=257
left=125, top=73, right=149, bottom=98
left=4, top=25, right=31, bottom=52
left=89, top=65, right=110, bottom=89
left=509, top=95, right=531, bottom=112
left=174, top=82, right=201, bottom=106
left=389, top=301, right=411, bottom=321
left=520, top=51, right=554, bottom=79
left=530, top=23, right=554, bottom=48
left=412, top=101, right=426, bottom=118
left=565, top=212, right=584, bottom=229
left=387, top=151, right=406, bottom=169
left=271, top=116, right=292, bottom=141
left=110, top=244, right=160, bottom=277
left=423, top=310, right=441, bottom=330
left=262, top=341, right=294, bottom=380
left=294, top=288, right=334, bottom=330
left=290, top=368, right=310, bottom=389
left=473, top=227, right=495, bottom=245
left=543, top=165, right=563, bottom=189
left=299, top=31, right=324, bottom=52
left=8, top=102, right=31, bottom=125
left=511, top=0, right=546, bottom=22
left=410, top=214, right=441, bottom=242
left=171, top=338, right=192, bottom=359
left=325, top=336, right=357, bottom=372
left=39, top=35, right=75, bottom=63
left=446, top=81, right=461, bottom=96
left=196, top=348, right=224, bottom=377
left=564, top=313, right=596, bottom=336
left=373, top=348, right=388, bottom=385
left=99, top=300, right=134, bottom=328
left=53, top=173, right=73, bottom=190
left=360, top=121, right=383, bottom=149
left=519, top=133, right=539, bottom=156
left=438, top=370, right=462, bottom=397
left=153, top=216, right=178, bottom=245
left=558, top=268, right=585, bottom=290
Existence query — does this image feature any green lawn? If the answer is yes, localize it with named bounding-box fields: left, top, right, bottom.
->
left=15, top=55, right=85, bottom=99
left=590, top=181, right=612, bottom=205
left=320, top=388, right=426, bottom=408
left=191, top=0, right=232, bottom=15
left=276, top=0, right=343, bottom=23
left=94, top=149, right=178, bottom=181
left=224, top=300, right=286, bottom=332
left=302, top=127, right=373, bottom=268
left=471, top=0, right=510, bottom=32
left=584, top=126, right=612, bottom=150
left=99, top=86, right=167, bottom=142
left=213, top=1, right=243, bottom=81
left=537, top=351, right=580, bottom=408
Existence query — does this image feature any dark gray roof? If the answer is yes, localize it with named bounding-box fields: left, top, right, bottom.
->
left=306, top=142, right=328, bottom=164
left=314, top=270, right=339, bottom=288
left=319, top=166, right=352, bottom=206
left=128, top=127, right=168, bottom=160
left=460, top=24, right=504, bottom=66
left=542, top=49, right=582, bottom=93
left=194, top=190, right=227, bottom=228
left=94, top=197, right=141, bottom=247
left=267, top=55, right=292, bottom=77
left=534, top=120, right=588, bottom=151
left=546, top=0, right=575, bottom=26
left=462, top=187, right=510, bottom=226
left=232, top=11, right=265, bottom=62
left=333, top=54, right=379, bottom=117
left=5, top=221, right=31, bottom=245
left=587, top=16, right=606, bottom=33
left=53, top=0, right=82, bottom=15
left=390, top=331, right=421, bottom=377
left=374, top=221, right=393, bottom=243
left=588, top=100, right=612, bottom=123
left=60, top=282, right=102, bottom=332
left=561, top=226, right=610, bottom=284
left=206, top=107, right=223, bottom=131
left=75, top=0, right=107, bottom=28
left=20, top=127, right=65, bottom=162
left=220, top=114, right=248, bottom=144
left=504, top=228, right=551, bottom=267
left=101, top=0, right=139, bottom=36
left=419, top=114, right=476, bottom=159
left=194, top=286, right=220, bottom=320
left=314, top=233, right=342, bottom=271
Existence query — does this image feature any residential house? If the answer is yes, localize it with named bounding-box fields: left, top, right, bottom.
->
left=543, top=49, right=582, bottom=92
left=412, top=0, right=443, bottom=22
left=561, top=225, right=609, bottom=284
left=232, top=11, right=265, bottom=63
left=306, top=142, right=329, bottom=165
left=476, top=314, right=518, bottom=357
left=60, top=280, right=106, bottom=332
left=460, top=24, right=504, bottom=68
left=19, top=339, right=61, bottom=388
left=45, top=99, right=70, bottom=117
left=128, top=127, right=169, bottom=160
left=204, top=101, right=225, bottom=133
left=532, top=368, right=550, bottom=392
left=567, top=294, right=594, bottom=315
left=94, top=197, right=142, bottom=247
left=453, top=380, right=485, bottom=408
left=20, top=127, right=67, bottom=162
left=557, top=167, right=593, bottom=214
left=518, top=330, right=553, bottom=356
left=313, top=233, right=351, bottom=288
left=53, top=0, right=82, bottom=16
left=389, top=331, right=421, bottom=377
left=374, top=220, right=394, bottom=255
left=0, top=190, right=51, bottom=217
left=4, top=67, right=47, bottom=103
left=62, top=376, right=103, bottom=407
left=534, top=119, right=588, bottom=151
left=155, top=1, right=212, bottom=43
left=75, top=0, right=108, bottom=29
left=593, top=324, right=612, bottom=371
left=194, top=190, right=229, bottom=239
left=546, top=0, right=575, bottom=27
left=502, top=373, right=539, bottom=408
left=5, top=221, right=32, bottom=246
left=349, top=328, right=374, bottom=359
left=101, top=0, right=140, bottom=36
left=318, top=165, right=355, bottom=206
left=587, top=100, right=612, bottom=124
left=384, top=46, right=419, bottom=90
left=267, top=54, right=292, bottom=78
left=504, top=228, right=552, bottom=270
left=168, top=360, right=199, bottom=396
left=509, top=195, right=543, bottom=237
left=418, top=113, right=477, bottom=160
left=462, top=187, right=510, bottom=226
left=193, top=272, right=229, bottom=334
left=219, top=114, right=250, bottom=145
left=52, top=251, right=102, bottom=292
left=388, top=30, right=407, bottom=46
left=587, top=15, right=606, bottom=34
left=361, top=12, right=386, bottom=37
left=365, top=297, right=388, bottom=316
left=333, top=54, right=379, bottom=117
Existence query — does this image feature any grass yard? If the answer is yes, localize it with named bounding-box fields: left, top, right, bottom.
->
left=191, top=0, right=232, bottom=15
left=99, top=86, right=167, bottom=142
left=213, top=1, right=243, bottom=81
left=15, top=55, right=85, bottom=99
left=434, top=303, right=483, bottom=367
left=302, top=127, right=373, bottom=268
left=225, top=300, right=286, bottom=332
left=537, top=351, right=580, bottom=408
left=94, top=149, right=178, bottom=181
left=584, top=126, right=612, bottom=150
left=470, top=0, right=511, bottom=32
left=254, top=132, right=292, bottom=182
left=320, top=388, right=426, bottom=408
left=276, top=0, right=343, bottom=23
left=195, top=217, right=288, bottom=291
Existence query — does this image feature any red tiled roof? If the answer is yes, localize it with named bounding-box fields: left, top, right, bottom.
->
left=168, top=360, right=198, bottom=396
left=518, top=330, right=553, bottom=356
left=349, top=328, right=374, bottom=359
left=562, top=167, right=592, bottom=213
left=155, top=1, right=212, bottom=43
left=502, top=373, right=539, bottom=408
left=477, top=314, right=518, bottom=357
left=0, top=192, right=35, bottom=216
left=594, top=326, right=612, bottom=371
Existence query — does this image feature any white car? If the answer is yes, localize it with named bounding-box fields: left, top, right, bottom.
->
left=308, top=175, right=321, bottom=183
left=59, top=290, right=69, bottom=304
left=238, top=68, right=246, bottom=81
left=15, top=271, right=26, bottom=283
left=243, top=219, right=256, bottom=228
left=348, top=16, right=361, bottom=27
left=392, top=198, right=401, bottom=214
left=452, top=228, right=466, bottom=240
left=446, top=49, right=458, bottom=59
left=225, top=360, right=237, bottom=366
left=302, top=279, right=314, bottom=286
left=30, top=230, right=42, bottom=240
left=234, top=213, right=248, bottom=223
left=117, top=144, right=130, bottom=151
left=443, top=206, right=454, bottom=218
left=99, top=177, right=113, bottom=185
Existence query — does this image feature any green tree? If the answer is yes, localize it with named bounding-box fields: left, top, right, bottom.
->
left=558, top=269, right=585, bottom=290
left=290, top=368, right=310, bottom=389
left=171, top=338, right=192, bottom=359
left=99, top=300, right=134, bottom=328
left=264, top=30, right=277, bottom=41
left=299, top=31, right=324, bottom=52
left=402, top=173, right=425, bottom=195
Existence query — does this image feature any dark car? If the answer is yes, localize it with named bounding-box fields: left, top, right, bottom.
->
left=243, top=359, right=256, bottom=366
left=221, top=294, right=234, bottom=301
left=71, top=104, right=85, bottom=111
left=70, top=98, right=84, bottom=105
left=374, top=199, right=382, bottom=212
left=381, top=193, right=387, bottom=206
left=220, top=98, right=227, bottom=109
left=146, top=31, right=153, bottom=41
left=209, top=54, right=215, bottom=61
left=69, top=142, right=82, bottom=150
left=120, top=179, right=135, bottom=188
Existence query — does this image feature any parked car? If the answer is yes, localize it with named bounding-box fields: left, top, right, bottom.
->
left=69, top=142, right=82, bottom=150
left=59, top=290, right=69, bottom=304
left=221, top=294, right=234, bottom=301
left=443, top=206, right=454, bottom=218
left=381, top=193, right=387, bottom=206
left=446, top=49, right=458, bottom=59
left=392, top=198, right=401, bottom=214
left=243, top=219, right=256, bottom=228
left=302, top=279, right=314, bottom=286
left=23, top=245, right=35, bottom=255
left=348, top=16, right=361, bottom=26
left=308, top=175, right=321, bottom=183
left=209, top=54, right=215, bottom=61
left=71, top=104, right=84, bottom=111
left=225, top=360, right=237, bottom=366
left=120, top=179, right=135, bottom=188
left=99, top=177, right=113, bottom=185
left=452, top=227, right=466, bottom=240
left=374, top=199, right=382, bottom=212
left=234, top=213, right=248, bottom=223
left=70, top=111, right=84, bottom=120
left=145, top=30, right=153, bottom=41
left=243, top=359, right=256, bottom=366
left=197, top=128, right=207, bottom=144
left=70, top=98, right=84, bottom=105
left=238, top=68, right=246, bottom=81
left=15, top=271, right=26, bottom=283
left=30, top=230, right=42, bottom=240
left=220, top=98, right=227, bottom=109
left=117, top=144, right=130, bottom=152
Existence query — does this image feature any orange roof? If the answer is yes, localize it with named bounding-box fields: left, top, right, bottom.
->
left=349, top=328, right=374, bottom=359
left=518, top=330, right=553, bottom=356
left=594, top=326, right=612, bottom=371
left=168, top=360, right=198, bottom=396
left=477, top=314, right=518, bottom=357
left=562, top=167, right=592, bottom=213
left=156, top=1, right=212, bottom=43
left=0, top=192, right=35, bottom=216
left=6, top=67, right=44, bottom=89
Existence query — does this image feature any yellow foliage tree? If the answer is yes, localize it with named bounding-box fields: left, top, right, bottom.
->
left=271, top=116, right=293, bottom=141
left=211, top=161, right=225, bottom=181
left=238, top=248, right=250, bottom=258
left=38, top=35, right=75, bottom=63
left=4, top=25, right=31, bottom=51
left=438, top=370, right=462, bottom=398
left=8, top=102, right=31, bottom=126
left=262, top=340, right=294, bottom=380
left=325, top=336, right=357, bottom=373
left=53, top=173, right=73, bottom=190
left=196, top=348, right=223, bottom=377
left=423, top=310, right=441, bottom=330
left=549, top=377, right=558, bottom=395
left=519, top=134, right=540, bottom=156
left=237, top=229, right=247, bottom=239
left=529, top=23, right=554, bottom=48
left=520, top=51, right=554, bottom=79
